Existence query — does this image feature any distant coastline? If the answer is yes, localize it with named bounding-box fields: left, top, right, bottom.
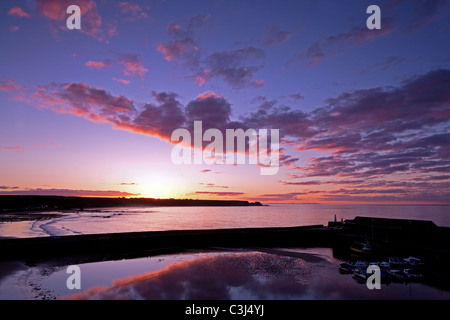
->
left=0, top=195, right=262, bottom=213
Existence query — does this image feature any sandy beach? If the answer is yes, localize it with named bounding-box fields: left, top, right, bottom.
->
left=0, top=211, right=65, bottom=239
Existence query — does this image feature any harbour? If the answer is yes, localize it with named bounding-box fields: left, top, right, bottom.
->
left=1, top=216, right=449, bottom=294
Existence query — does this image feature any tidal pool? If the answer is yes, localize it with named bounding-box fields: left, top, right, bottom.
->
left=0, top=248, right=448, bottom=300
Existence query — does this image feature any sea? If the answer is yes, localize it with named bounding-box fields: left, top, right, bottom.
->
left=1, top=203, right=450, bottom=239
left=1, top=204, right=450, bottom=300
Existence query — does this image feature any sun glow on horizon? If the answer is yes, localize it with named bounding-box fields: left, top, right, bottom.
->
left=132, top=171, right=187, bottom=199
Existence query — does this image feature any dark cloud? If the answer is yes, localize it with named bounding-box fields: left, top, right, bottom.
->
left=267, top=68, right=450, bottom=203
left=0, top=188, right=139, bottom=197
left=242, top=105, right=315, bottom=139
left=157, top=15, right=266, bottom=89
left=265, top=24, right=291, bottom=47
left=156, top=14, right=210, bottom=66
left=31, top=82, right=136, bottom=128
left=289, top=93, right=304, bottom=101
left=388, top=0, right=450, bottom=31
left=185, top=92, right=232, bottom=129
left=360, top=56, right=407, bottom=74
left=280, top=181, right=322, bottom=186
left=317, top=191, right=450, bottom=204
left=204, top=47, right=265, bottom=88
left=249, top=192, right=307, bottom=202
left=292, top=23, right=394, bottom=67
left=134, top=91, right=185, bottom=139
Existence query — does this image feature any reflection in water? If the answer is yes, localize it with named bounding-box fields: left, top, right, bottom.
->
left=60, top=248, right=450, bottom=300
left=64, top=252, right=327, bottom=300
left=2, top=248, right=449, bottom=300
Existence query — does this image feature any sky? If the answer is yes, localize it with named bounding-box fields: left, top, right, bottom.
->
left=0, top=0, right=450, bottom=204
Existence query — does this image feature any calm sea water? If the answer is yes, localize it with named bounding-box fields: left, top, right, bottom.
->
left=1, top=203, right=449, bottom=238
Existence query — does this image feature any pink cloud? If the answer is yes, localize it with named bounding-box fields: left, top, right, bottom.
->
left=252, top=80, right=265, bottom=88
left=21, top=82, right=184, bottom=141
left=167, top=23, right=182, bottom=36
left=196, top=91, right=222, bottom=100
left=156, top=40, right=191, bottom=62
left=83, top=53, right=147, bottom=78
left=112, top=78, right=131, bottom=85
left=193, top=191, right=244, bottom=197
left=105, top=21, right=119, bottom=38
left=0, top=78, right=20, bottom=91
left=121, top=61, right=148, bottom=77
left=118, top=2, right=149, bottom=21
left=0, top=145, right=25, bottom=152
left=36, top=0, right=104, bottom=41
left=29, top=141, right=60, bottom=149
left=85, top=61, right=107, bottom=70
left=8, top=7, right=30, bottom=18
left=117, top=53, right=148, bottom=78
left=9, top=26, right=20, bottom=32
left=194, top=69, right=212, bottom=86
left=29, top=82, right=136, bottom=126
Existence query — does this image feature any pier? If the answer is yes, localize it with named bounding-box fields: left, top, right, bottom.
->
left=0, top=224, right=332, bottom=261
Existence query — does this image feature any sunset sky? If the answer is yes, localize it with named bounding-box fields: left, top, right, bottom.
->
left=1, top=0, right=450, bottom=204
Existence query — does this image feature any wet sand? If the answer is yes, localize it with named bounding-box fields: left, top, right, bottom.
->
left=0, top=211, right=65, bottom=239
left=0, top=212, right=65, bottom=222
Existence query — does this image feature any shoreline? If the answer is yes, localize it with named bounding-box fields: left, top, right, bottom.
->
left=0, top=195, right=263, bottom=213
left=0, top=212, right=66, bottom=223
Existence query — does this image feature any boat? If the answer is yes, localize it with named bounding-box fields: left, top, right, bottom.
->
left=352, top=268, right=370, bottom=283
left=388, top=257, right=407, bottom=267
left=350, top=241, right=373, bottom=255
left=338, top=262, right=354, bottom=274
left=351, top=260, right=368, bottom=268
left=387, top=269, right=407, bottom=282
left=403, top=256, right=425, bottom=267
left=403, top=268, right=423, bottom=279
